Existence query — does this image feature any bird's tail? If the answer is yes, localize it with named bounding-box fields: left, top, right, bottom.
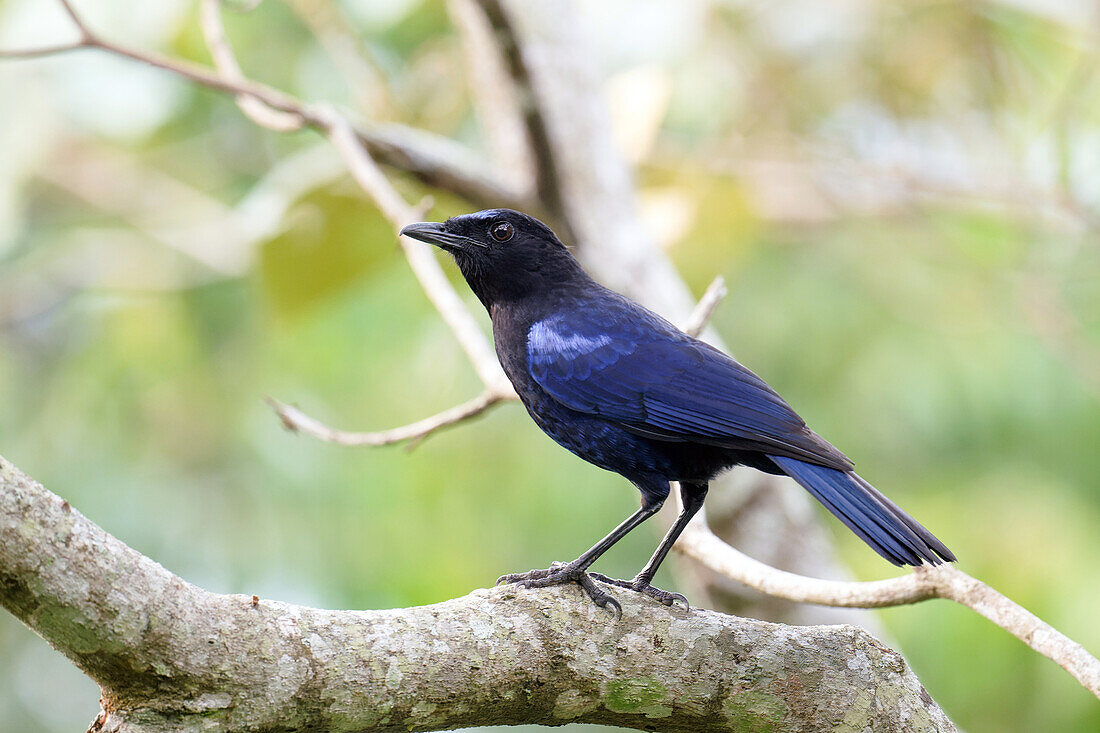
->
left=768, top=455, right=955, bottom=566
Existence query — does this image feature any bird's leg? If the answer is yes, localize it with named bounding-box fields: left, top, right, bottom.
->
left=497, top=494, right=665, bottom=617
left=590, top=481, right=708, bottom=609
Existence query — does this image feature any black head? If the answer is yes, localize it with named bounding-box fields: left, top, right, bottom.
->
left=400, top=209, right=585, bottom=309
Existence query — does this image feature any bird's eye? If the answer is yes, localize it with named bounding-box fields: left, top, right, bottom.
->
left=490, top=221, right=514, bottom=243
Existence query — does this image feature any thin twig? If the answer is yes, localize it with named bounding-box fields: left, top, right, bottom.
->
left=267, top=267, right=727, bottom=448
left=1, top=0, right=517, bottom=429
left=319, top=109, right=512, bottom=394
left=683, top=276, right=728, bottom=337
left=57, top=0, right=85, bottom=31
left=283, top=0, right=392, bottom=116
left=204, top=0, right=517, bottom=442
left=0, top=42, right=85, bottom=59
left=446, top=0, right=535, bottom=196
left=0, top=8, right=523, bottom=209
left=266, top=391, right=507, bottom=447
left=268, top=114, right=517, bottom=441
left=199, top=0, right=304, bottom=131
left=674, top=507, right=1100, bottom=699
left=671, top=275, right=1100, bottom=698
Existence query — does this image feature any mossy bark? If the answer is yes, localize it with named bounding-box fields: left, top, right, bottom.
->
left=0, top=455, right=954, bottom=732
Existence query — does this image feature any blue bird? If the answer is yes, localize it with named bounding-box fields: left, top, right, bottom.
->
left=401, top=209, right=955, bottom=615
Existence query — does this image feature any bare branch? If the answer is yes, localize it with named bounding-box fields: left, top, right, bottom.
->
left=57, top=0, right=87, bottom=34
left=472, top=0, right=570, bottom=231
left=193, top=7, right=519, bottom=428
left=683, top=275, right=728, bottom=337
left=194, top=2, right=512, bottom=395
left=1, top=0, right=519, bottom=420
left=319, top=110, right=513, bottom=394
left=283, top=0, right=393, bottom=116
left=264, top=109, right=517, bottom=446
left=266, top=271, right=728, bottom=449
left=674, top=507, right=1100, bottom=700
left=199, top=0, right=304, bottom=131
left=0, top=42, right=85, bottom=59
left=0, top=3, right=525, bottom=209
left=367, top=123, right=530, bottom=210
left=447, top=0, right=535, bottom=196
left=0, top=456, right=954, bottom=733
left=266, top=390, right=510, bottom=447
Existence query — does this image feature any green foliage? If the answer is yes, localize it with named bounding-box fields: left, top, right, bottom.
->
left=259, top=181, right=394, bottom=319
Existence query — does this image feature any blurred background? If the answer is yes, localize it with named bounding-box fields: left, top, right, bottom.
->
left=1, top=0, right=1099, bottom=730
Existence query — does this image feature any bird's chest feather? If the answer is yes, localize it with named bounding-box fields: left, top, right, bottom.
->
left=491, top=306, right=569, bottom=429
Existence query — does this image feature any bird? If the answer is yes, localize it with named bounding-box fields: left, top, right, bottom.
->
left=400, top=209, right=955, bottom=616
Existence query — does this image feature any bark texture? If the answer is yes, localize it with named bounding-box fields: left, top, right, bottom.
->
left=0, top=455, right=952, bottom=732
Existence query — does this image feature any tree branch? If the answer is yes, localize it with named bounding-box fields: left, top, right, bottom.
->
left=673, top=505, right=1100, bottom=700
left=473, top=0, right=570, bottom=232
left=198, top=0, right=516, bottom=396
left=0, top=455, right=953, bottom=733
left=199, top=0, right=305, bottom=131
left=683, top=276, right=728, bottom=338
left=447, top=0, right=536, bottom=197
left=0, top=0, right=524, bottom=445
left=266, top=276, right=725, bottom=449
left=318, top=110, right=513, bottom=395
left=283, top=0, right=394, bottom=117
left=0, top=4, right=526, bottom=211
left=265, top=390, right=508, bottom=448
left=0, top=42, right=85, bottom=59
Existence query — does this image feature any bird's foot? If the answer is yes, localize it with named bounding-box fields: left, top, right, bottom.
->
left=497, top=562, right=622, bottom=619
left=587, top=572, right=690, bottom=611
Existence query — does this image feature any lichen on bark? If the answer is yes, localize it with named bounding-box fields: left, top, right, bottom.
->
left=0, top=455, right=954, bottom=732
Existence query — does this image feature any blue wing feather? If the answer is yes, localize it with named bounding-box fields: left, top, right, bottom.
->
left=527, top=299, right=852, bottom=471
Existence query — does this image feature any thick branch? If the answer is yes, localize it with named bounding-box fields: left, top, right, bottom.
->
left=0, top=456, right=953, bottom=733
left=473, top=0, right=569, bottom=232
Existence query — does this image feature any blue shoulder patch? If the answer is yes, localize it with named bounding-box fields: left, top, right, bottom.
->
left=525, top=302, right=852, bottom=469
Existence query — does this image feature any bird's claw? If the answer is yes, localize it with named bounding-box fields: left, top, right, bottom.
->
left=496, top=561, right=569, bottom=586
left=587, top=572, right=690, bottom=611
left=577, top=572, right=622, bottom=620
left=496, top=563, right=622, bottom=620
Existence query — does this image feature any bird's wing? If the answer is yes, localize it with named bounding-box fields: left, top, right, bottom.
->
left=526, top=306, right=853, bottom=470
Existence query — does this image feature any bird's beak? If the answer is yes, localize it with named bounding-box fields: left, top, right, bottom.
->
left=399, top=222, right=485, bottom=251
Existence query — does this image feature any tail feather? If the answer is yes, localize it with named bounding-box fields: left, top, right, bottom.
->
left=769, top=455, right=955, bottom=566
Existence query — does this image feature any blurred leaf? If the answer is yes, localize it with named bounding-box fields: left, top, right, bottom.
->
left=259, top=181, right=393, bottom=319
